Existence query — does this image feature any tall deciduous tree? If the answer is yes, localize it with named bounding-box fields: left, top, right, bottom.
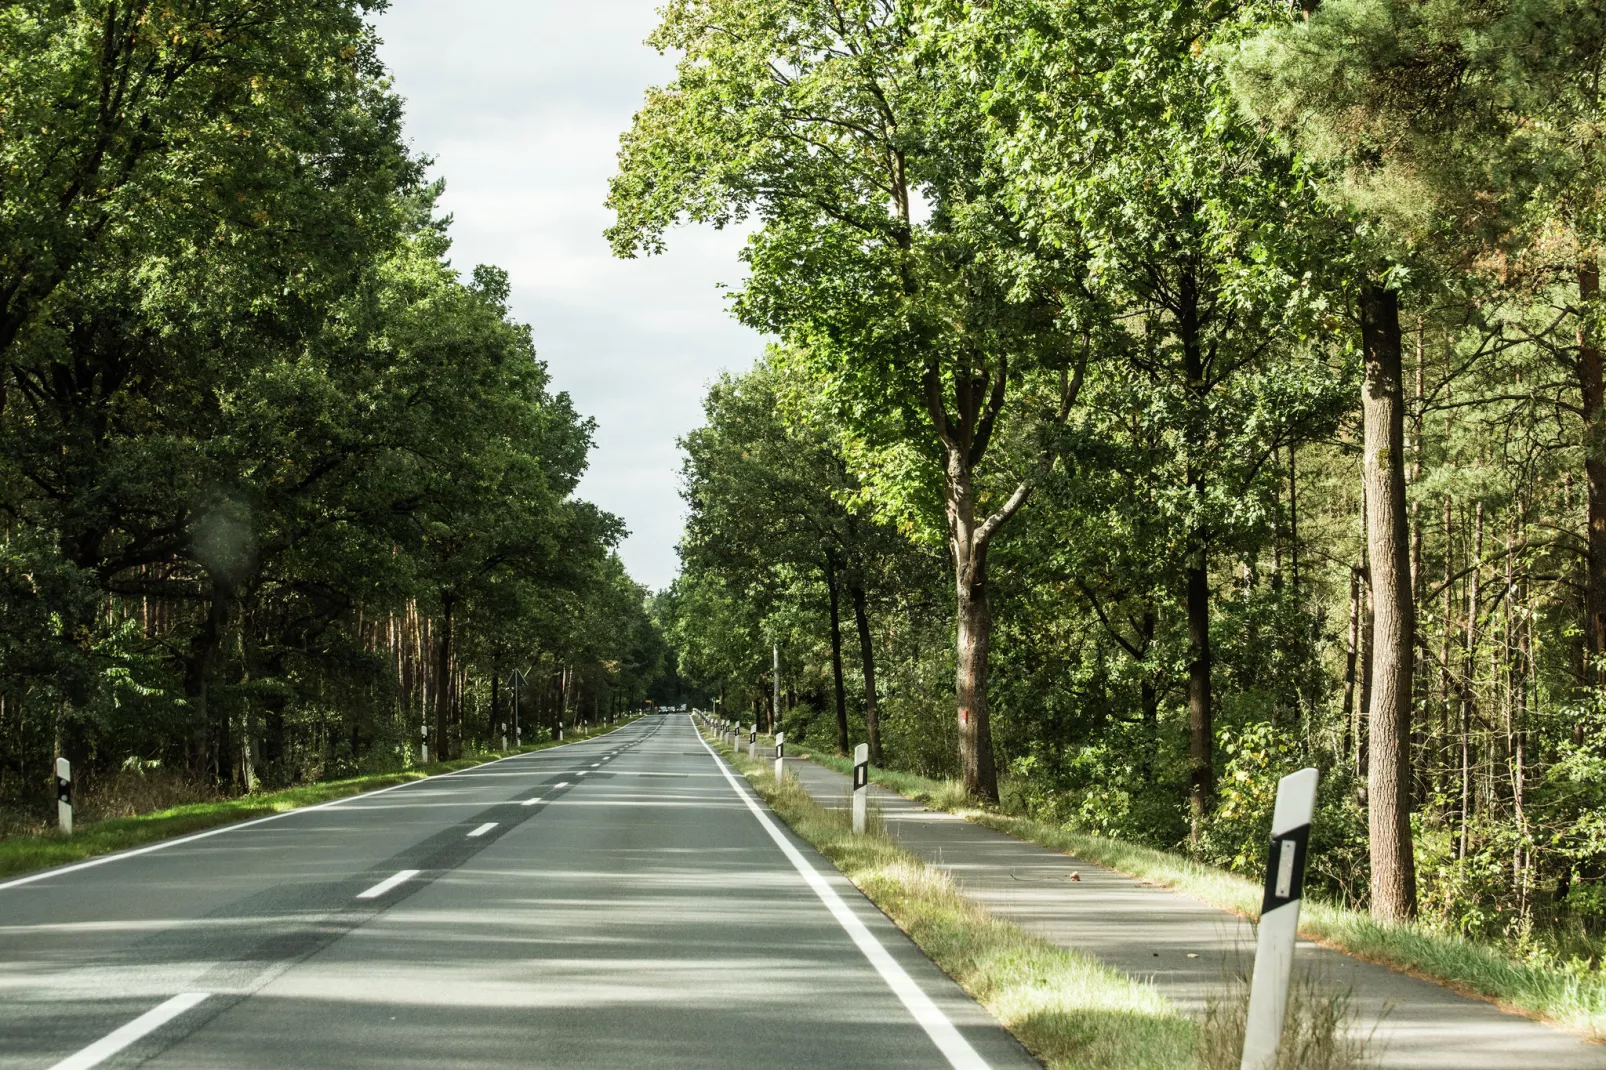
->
left=609, top=0, right=1082, bottom=799
left=955, top=0, right=1344, bottom=829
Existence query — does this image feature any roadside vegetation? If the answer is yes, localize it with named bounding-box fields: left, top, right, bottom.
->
left=0, top=719, right=637, bottom=881
left=620, top=0, right=1606, bottom=1019
left=796, top=746, right=1606, bottom=1039
left=705, top=727, right=1366, bottom=1070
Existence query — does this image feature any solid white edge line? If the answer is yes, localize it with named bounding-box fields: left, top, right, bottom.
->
left=467, top=822, right=498, bottom=838
left=0, top=720, right=644, bottom=892
left=48, top=992, right=209, bottom=1070
left=691, top=717, right=991, bottom=1070
left=356, top=869, right=419, bottom=899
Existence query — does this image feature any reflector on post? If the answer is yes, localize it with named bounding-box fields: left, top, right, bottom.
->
left=1240, top=767, right=1319, bottom=1070
left=56, top=757, right=72, bottom=835
left=852, top=743, right=869, bottom=834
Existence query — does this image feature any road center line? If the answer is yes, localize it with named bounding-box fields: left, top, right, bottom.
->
left=356, top=869, right=419, bottom=899
left=521, top=798, right=544, bottom=807
left=693, top=720, right=990, bottom=1070
left=553, top=782, right=570, bottom=788
left=48, top=992, right=209, bottom=1070
left=467, top=822, right=497, bottom=838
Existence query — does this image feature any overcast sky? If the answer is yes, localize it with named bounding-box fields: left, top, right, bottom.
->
left=373, top=3, right=764, bottom=593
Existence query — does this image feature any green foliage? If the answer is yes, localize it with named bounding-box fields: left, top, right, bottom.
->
left=645, top=0, right=1606, bottom=994
left=0, top=2, right=672, bottom=821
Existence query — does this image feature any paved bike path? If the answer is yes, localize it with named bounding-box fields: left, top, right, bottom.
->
left=786, top=756, right=1603, bottom=1070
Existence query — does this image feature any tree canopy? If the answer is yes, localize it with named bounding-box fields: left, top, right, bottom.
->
left=0, top=1, right=673, bottom=819
left=621, top=0, right=1606, bottom=955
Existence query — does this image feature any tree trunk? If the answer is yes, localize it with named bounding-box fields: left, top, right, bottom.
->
left=434, top=595, right=454, bottom=761
left=1179, top=266, right=1214, bottom=836
left=491, top=666, right=501, bottom=747
left=1361, top=282, right=1418, bottom=922
left=1140, top=606, right=1159, bottom=778
left=824, top=554, right=849, bottom=754
left=1460, top=501, right=1484, bottom=859
left=1288, top=442, right=1300, bottom=592
left=1358, top=488, right=1373, bottom=792
left=1580, top=255, right=1606, bottom=683
left=184, top=584, right=231, bottom=785
left=1440, top=494, right=1454, bottom=809
left=955, top=564, right=997, bottom=802
left=849, top=577, right=882, bottom=764
left=947, top=453, right=1000, bottom=803
left=1186, top=552, right=1213, bottom=834
left=1341, top=565, right=1360, bottom=761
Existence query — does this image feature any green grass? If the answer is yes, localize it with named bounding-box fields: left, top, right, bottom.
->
left=0, top=719, right=636, bottom=882
left=792, top=746, right=1606, bottom=1041
left=713, top=735, right=1196, bottom=1070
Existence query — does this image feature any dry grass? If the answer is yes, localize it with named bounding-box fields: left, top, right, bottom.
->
left=1194, top=974, right=1372, bottom=1070
left=80, top=764, right=224, bottom=821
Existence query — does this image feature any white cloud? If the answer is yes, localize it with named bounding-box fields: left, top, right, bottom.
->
left=374, top=0, right=764, bottom=592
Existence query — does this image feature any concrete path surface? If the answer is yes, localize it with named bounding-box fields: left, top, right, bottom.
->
left=786, top=756, right=1603, bottom=1070
left=0, top=715, right=1036, bottom=1070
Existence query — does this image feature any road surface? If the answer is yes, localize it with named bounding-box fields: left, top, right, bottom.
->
left=0, top=715, right=1036, bottom=1070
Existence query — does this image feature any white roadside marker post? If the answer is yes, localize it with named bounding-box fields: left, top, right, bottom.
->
left=852, top=742, right=869, bottom=834
left=56, top=757, right=72, bottom=835
left=1240, top=766, right=1319, bottom=1070
left=749, top=723, right=758, bottom=760
left=774, top=731, right=785, bottom=782
left=420, top=722, right=429, bottom=765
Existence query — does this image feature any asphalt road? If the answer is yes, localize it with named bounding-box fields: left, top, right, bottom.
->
left=0, top=714, right=1037, bottom=1070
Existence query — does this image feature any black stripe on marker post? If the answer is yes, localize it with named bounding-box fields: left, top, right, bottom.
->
left=1259, top=822, right=1311, bottom=915
left=852, top=760, right=868, bottom=791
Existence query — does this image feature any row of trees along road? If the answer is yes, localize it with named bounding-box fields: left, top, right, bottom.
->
left=0, top=2, right=673, bottom=826
left=610, top=0, right=1606, bottom=946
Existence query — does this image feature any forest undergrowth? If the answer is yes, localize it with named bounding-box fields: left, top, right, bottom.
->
left=0, top=719, right=637, bottom=881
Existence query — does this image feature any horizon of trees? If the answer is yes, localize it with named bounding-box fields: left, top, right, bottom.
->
left=615, top=0, right=1606, bottom=956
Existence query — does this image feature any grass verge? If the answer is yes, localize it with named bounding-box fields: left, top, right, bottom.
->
left=792, top=746, right=1606, bottom=1041
left=0, top=719, right=636, bottom=882
left=708, top=733, right=1197, bottom=1070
